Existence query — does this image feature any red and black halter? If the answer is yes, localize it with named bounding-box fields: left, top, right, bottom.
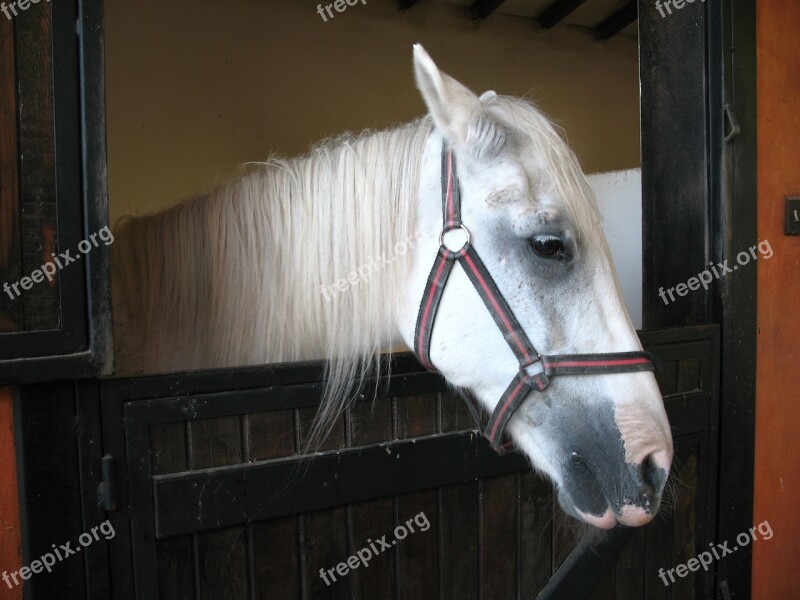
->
left=414, top=144, right=658, bottom=454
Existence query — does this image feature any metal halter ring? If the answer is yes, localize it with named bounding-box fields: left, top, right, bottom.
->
left=438, top=225, right=471, bottom=253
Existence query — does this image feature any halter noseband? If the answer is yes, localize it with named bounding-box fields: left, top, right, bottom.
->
left=413, top=144, right=658, bottom=454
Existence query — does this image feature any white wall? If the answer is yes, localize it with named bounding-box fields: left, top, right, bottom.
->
left=588, top=168, right=643, bottom=329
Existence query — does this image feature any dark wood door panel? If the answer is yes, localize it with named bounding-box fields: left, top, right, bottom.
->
left=98, top=326, right=718, bottom=599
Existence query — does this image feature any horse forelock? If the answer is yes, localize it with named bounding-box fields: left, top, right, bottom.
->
left=485, top=96, right=603, bottom=249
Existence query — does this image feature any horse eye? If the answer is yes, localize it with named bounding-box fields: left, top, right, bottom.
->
left=530, top=235, right=563, bottom=258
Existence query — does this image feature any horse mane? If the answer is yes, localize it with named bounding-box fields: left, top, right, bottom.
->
left=112, top=95, right=598, bottom=452
left=113, top=118, right=432, bottom=448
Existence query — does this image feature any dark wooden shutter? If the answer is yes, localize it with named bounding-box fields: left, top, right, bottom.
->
left=0, top=0, right=110, bottom=384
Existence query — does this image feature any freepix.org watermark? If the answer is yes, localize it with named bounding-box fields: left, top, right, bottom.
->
left=655, top=0, right=706, bottom=19
left=2, top=225, right=114, bottom=301
left=316, top=0, right=367, bottom=23
left=2, top=520, right=115, bottom=589
left=658, top=520, right=772, bottom=587
left=658, top=239, right=773, bottom=306
left=319, top=511, right=430, bottom=586
left=1, top=0, right=49, bottom=21
left=319, top=232, right=418, bottom=302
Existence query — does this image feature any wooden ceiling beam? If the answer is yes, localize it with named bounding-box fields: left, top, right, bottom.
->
left=594, top=0, right=637, bottom=40
left=537, top=0, right=589, bottom=30
left=471, top=0, right=508, bottom=22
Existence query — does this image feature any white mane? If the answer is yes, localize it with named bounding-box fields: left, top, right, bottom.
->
left=113, top=118, right=431, bottom=445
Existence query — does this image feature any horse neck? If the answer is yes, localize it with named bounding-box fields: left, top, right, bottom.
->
left=305, top=123, right=436, bottom=358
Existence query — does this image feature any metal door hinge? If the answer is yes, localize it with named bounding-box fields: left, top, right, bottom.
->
left=97, top=453, right=118, bottom=511
left=723, top=103, right=741, bottom=143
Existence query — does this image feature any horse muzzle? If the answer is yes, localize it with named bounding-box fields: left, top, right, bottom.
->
left=551, top=401, right=672, bottom=529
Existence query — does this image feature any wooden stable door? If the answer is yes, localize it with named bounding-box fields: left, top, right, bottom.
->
left=6, top=0, right=757, bottom=599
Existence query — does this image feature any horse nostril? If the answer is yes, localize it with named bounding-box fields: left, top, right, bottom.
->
left=570, top=451, right=594, bottom=476
left=641, top=453, right=667, bottom=493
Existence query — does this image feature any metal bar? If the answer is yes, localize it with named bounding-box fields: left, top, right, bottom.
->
left=536, top=527, right=635, bottom=599
left=471, top=0, right=507, bottom=22
left=594, top=0, right=637, bottom=40
left=536, top=0, right=588, bottom=30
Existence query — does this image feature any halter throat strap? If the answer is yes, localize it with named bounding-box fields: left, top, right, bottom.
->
left=413, top=143, right=657, bottom=453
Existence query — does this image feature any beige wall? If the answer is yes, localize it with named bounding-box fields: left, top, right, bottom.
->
left=104, top=0, right=640, bottom=224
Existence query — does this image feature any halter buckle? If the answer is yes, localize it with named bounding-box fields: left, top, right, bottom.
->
left=439, top=225, right=471, bottom=253
left=521, top=358, right=549, bottom=391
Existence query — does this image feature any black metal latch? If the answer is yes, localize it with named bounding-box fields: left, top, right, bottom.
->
left=97, top=453, right=118, bottom=511
left=723, top=103, right=741, bottom=143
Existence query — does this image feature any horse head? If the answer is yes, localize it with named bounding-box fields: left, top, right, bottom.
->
left=399, top=46, right=673, bottom=528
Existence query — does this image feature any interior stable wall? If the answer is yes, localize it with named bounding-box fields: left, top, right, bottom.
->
left=752, top=0, right=800, bottom=597
left=104, top=0, right=640, bottom=224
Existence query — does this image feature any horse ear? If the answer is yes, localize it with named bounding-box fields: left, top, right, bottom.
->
left=413, top=44, right=504, bottom=157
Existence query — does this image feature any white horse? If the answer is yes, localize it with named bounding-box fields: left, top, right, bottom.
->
left=113, top=45, right=673, bottom=529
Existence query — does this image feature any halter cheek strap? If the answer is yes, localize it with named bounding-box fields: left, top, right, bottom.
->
left=414, top=144, right=658, bottom=454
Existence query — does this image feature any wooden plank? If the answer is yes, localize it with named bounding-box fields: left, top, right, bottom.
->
left=644, top=487, right=676, bottom=598
left=150, top=422, right=193, bottom=597
left=251, top=517, right=300, bottom=600
left=101, top=353, right=441, bottom=402
left=613, top=527, right=646, bottom=600
left=15, top=2, right=59, bottom=331
left=655, top=359, right=678, bottom=395
left=245, top=410, right=300, bottom=598
left=716, top=2, right=757, bottom=594
left=153, top=432, right=528, bottom=538
left=670, top=447, right=698, bottom=599
left=188, top=416, right=248, bottom=600
left=396, top=393, right=438, bottom=598
left=156, top=537, right=194, bottom=600
left=439, top=387, right=482, bottom=597
left=640, top=0, right=709, bottom=328
left=440, top=389, right=476, bottom=432
left=195, top=526, right=249, bottom=600
left=396, top=393, right=438, bottom=439
left=188, top=416, right=243, bottom=469
left=677, top=357, right=702, bottom=392
left=303, top=507, right=351, bottom=599
left=0, top=15, right=21, bottom=333
left=439, top=388, right=482, bottom=598
left=298, top=405, right=350, bottom=598
left=439, top=481, right=479, bottom=600
left=16, top=382, right=88, bottom=598
left=150, top=422, right=187, bottom=475
left=349, top=498, right=396, bottom=599
left=519, top=471, right=553, bottom=594
left=552, top=504, right=580, bottom=572
left=349, top=397, right=396, bottom=599
left=480, top=474, right=517, bottom=599
left=349, top=394, right=393, bottom=446
left=245, top=410, right=295, bottom=461
left=396, top=490, right=438, bottom=599
left=587, top=563, right=615, bottom=599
